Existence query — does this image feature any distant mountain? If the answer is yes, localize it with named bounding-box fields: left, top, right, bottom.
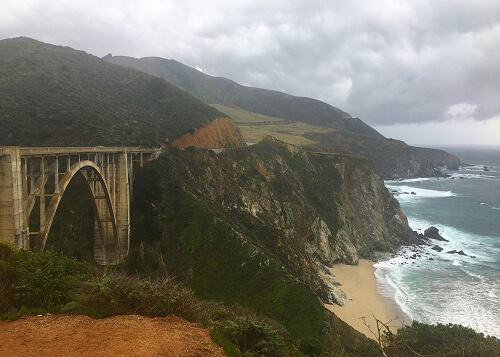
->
left=107, top=54, right=462, bottom=177
left=305, top=131, right=461, bottom=179
left=107, top=56, right=384, bottom=138
left=0, top=38, right=236, bottom=147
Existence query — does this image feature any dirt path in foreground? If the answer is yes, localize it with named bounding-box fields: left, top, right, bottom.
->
left=0, top=314, right=226, bottom=357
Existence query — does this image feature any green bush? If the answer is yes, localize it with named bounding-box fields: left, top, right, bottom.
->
left=0, top=243, right=83, bottom=312
left=383, top=321, right=500, bottom=357
left=218, top=317, right=289, bottom=357
left=0, top=243, right=17, bottom=311
left=66, top=270, right=195, bottom=318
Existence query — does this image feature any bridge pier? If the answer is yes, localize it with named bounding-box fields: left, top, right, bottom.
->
left=0, top=147, right=29, bottom=249
left=0, top=147, right=159, bottom=265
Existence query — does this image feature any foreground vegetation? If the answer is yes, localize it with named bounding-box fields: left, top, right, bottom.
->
left=1, top=243, right=498, bottom=356
left=0, top=243, right=298, bottom=356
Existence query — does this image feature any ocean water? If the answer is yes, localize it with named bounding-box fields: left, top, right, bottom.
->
left=376, top=146, right=500, bottom=338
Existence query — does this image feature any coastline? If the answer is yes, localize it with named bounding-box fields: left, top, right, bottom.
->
left=325, top=259, right=410, bottom=340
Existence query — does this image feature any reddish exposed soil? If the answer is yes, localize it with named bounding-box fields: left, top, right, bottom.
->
left=0, top=314, right=226, bottom=357
left=173, top=117, right=246, bottom=149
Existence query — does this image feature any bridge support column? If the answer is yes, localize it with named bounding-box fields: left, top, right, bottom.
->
left=115, top=151, right=130, bottom=263
left=0, top=148, right=28, bottom=249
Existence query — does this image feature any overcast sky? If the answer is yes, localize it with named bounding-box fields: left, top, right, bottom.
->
left=2, top=0, right=499, bottom=146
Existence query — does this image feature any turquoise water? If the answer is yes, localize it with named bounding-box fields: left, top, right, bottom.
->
left=377, top=147, right=500, bottom=338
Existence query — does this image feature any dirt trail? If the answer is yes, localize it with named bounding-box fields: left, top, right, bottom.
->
left=0, top=314, right=226, bottom=357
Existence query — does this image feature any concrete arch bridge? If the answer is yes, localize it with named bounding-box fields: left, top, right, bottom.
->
left=0, top=147, right=160, bottom=265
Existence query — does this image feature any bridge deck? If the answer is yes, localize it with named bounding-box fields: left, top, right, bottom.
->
left=0, top=147, right=159, bottom=156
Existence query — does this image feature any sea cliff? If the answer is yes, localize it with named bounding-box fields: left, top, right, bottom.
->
left=134, top=137, right=412, bottom=304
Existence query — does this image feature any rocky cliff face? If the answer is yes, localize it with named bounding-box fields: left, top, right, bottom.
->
left=135, top=137, right=412, bottom=306
left=413, top=146, right=462, bottom=170
left=172, top=117, right=246, bottom=148
left=305, top=131, right=462, bottom=179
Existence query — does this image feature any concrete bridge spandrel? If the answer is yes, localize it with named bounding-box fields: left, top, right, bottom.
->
left=0, top=146, right=160, bottom=265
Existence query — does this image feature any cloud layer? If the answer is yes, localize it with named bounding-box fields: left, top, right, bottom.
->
left=2, top=0, right=499, bottom=128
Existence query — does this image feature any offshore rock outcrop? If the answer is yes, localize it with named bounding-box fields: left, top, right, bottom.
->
left=136, top=137, right=412, bottom=305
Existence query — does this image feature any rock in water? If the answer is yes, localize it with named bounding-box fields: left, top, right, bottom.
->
left=424, top=226, right=449, bottom=242
left=432, top=245, right=444, bottom=252
left=446, top=250, right=468, bottom=256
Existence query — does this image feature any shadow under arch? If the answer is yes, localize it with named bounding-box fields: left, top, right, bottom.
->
left=38, top=160, right=119, bottom=264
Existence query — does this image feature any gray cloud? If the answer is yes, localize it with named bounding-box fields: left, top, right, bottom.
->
left=1, top=0, right=499, bottom=129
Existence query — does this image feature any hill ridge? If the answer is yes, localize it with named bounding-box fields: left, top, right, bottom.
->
left=0, top=37, right=242, bottom=147
left=107, top=55, right=387, bottom=138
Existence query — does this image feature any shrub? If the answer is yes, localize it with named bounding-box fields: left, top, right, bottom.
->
left=67, top=270, right=195, bottom=318
left=0, top=243, right=83, bottom=312
left=0, top=244, right=17, bottom=311
left=382, top=321, right=500, bottom=357
left=218, top=317, right=289, bottom=357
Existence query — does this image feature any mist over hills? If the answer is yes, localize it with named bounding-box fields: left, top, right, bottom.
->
left=107, top=54, right=462, bottom=177
left=107, top=55, right=384, bottom=138
left=0, top=36, right=462, bottom=176
left=0, top=37, right=226, bottom=146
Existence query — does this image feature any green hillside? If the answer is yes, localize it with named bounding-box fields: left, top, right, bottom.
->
left=210, top=103, right=335, bottom=145
left=107, top=55, right=384, bottom=137
left=0, top=38, right=224, bottom=146
left=209, top=103, right=284, bottom=124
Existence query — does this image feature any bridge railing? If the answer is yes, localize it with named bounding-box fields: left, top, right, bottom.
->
left=15, top=147, right=160, bottom=156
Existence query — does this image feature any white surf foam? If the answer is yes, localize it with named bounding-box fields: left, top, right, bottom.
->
left=451, top=172, right=497, bottom=180
left=374, top=265, right=414, bottom=322
left=377, top=251, right=500, bottom=338
left=461, top=268, right=485, bottom=282
left=406, top=216, right=499, bottom=263
left=385, top=177, right=433, bottom=184
left=386, top=185, right=457, bottom=200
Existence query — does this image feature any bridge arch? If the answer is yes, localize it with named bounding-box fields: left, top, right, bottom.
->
left=39, top=160, right=119, bottom=264
left=0, top=146, right=160, bottom=264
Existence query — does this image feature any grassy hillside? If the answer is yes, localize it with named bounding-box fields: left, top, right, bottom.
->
left=211, top=104, right=334, bottom=145
left=209, top=104, right=284, bottom=124
left=107, top=55, right=384, bottom=137
left=0, top=37, right=225, bottom=146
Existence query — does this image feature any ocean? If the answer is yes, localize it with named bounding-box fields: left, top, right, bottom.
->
left=376, top=146, right=500, bottom=338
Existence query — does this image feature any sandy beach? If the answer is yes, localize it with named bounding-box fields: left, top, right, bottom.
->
left=325, top=259, right=409, bottom=340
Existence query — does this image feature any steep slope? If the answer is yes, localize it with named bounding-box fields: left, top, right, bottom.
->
left=305, top=131, right=462, bottom=179
left=130, top=137, right=411, bottom=354
left=107, top=55, right=383, bottom=137
left=0, top=38, right=243, bottom=147
left=412, top=146, right=462, bottom=170
left=172, top=117, right=246, bottom=148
